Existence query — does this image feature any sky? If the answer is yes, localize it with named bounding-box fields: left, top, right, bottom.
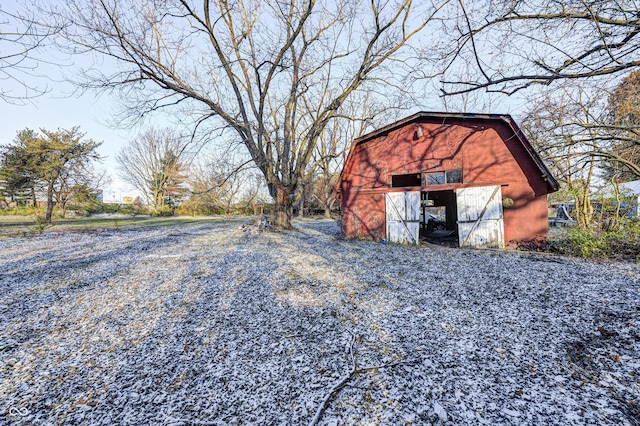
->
left=0, top=71, right=519, bottom=205
left=0, top=1, right=525, bottom=204
left=0, top=69, right=518, bottom=205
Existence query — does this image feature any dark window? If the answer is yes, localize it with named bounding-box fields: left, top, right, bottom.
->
left=391, top=173, right=421, bottom=187
left=446, top=169, right=463, bottom=183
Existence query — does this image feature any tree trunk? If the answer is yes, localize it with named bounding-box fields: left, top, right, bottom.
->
left=576, top=190, right=593, bottom=229
left=575, top=162, right=595, bottom=229
left=298, top=191, right=305, bottom=218
left=45, top=181, right=55, bottom=224
left=323, top=196, right=335, bottom=219
left=154, top=191, right=164, bottom=210
left=272, top=186, right=293, bottom=229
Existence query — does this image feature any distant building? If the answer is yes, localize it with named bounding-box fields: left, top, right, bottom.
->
left=619, top=180, right=640, bottom=217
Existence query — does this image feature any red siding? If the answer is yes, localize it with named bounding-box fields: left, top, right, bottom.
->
left=340, top=117, right=552, bottom=245
left=341, top=191, right=385, bottom=241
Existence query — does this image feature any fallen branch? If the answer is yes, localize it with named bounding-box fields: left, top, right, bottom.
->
left=309, top=332, right=418, bottom=426
left=309, top=333, right=357, bottom=426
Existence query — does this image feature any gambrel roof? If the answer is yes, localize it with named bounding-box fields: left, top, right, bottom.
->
left=338, top=111, right=559, bottom=194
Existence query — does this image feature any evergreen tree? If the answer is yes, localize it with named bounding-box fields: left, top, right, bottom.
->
left=0, top=127, right=102, bottom=222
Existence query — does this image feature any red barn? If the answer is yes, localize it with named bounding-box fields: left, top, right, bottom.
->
left=336, top=112, right=559, bottom=248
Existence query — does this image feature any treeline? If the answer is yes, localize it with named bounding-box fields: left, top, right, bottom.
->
left=0, top=125, right=347, bottom=221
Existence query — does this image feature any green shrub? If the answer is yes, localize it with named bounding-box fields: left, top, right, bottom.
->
left=174, top=202, right=226, bottom=216
left=603, top=218, right=640, bottom=262
left=549, top=222, right=640, bottom=261
left=0, top=205, right=44, bottom=216
left=81, top=202, right=148, bottom=216
left=30, top=215, right=50, bottom=235
left=567, top=227, right=608, bottom=257
left=119, top=204, right=147, bottom=215
left=625, top=218, right=640, bottom=237
left=83, top=203, right=120, bottom=214
left=151, top=205, right=174, bottom=217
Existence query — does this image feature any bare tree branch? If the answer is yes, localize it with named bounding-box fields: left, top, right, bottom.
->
left=440, top=0, right=640, bottom=96
left=0, top=6, right=63, bottom=102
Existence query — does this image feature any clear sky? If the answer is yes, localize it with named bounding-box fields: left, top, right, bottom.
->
left=0, top=64, right=519, bottom=204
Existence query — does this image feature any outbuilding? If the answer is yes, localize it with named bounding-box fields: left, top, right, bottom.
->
left=619, top=180, right=640, bottom=217
left=336, top=112, right=559, bottom=248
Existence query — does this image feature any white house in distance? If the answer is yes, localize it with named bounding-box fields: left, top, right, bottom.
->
left=620, top=180, right=640, bottom=217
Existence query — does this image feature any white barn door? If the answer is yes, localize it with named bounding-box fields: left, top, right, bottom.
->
left=385, top=192, right=420, bottom=244
left=457, top=186, right=504, bottom=248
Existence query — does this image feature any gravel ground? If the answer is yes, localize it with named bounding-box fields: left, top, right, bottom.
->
left=1, top=218, right=639, bottom=425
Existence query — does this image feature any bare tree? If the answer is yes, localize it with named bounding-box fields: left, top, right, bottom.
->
left=188, top=153, right=248, bottom=215
left=47, top=0, right=447, bottom=228
left=522, top=83, right=614, bottom=227
left=183, top=161, right=219, bottom=216
left=0, top=6, right=60, bottom=102
left=238, top=171, right=269, bottom=216
left=116, top=128, right=189, bottom=211
left=605, top=70, right=640, bottom=181
left=309, top=110, right=374, bottom=218
left=440, top=0, right=640, bottom=96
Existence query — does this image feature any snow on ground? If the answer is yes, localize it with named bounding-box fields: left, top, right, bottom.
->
left=1, top=218, right=639, bottom=425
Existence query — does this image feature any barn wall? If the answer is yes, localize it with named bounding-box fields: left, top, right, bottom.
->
left=501, top=183, right=549, bottom=245
left=341, top=190, right=385, bottom=241
left=340, top=117, right=551, bottom=244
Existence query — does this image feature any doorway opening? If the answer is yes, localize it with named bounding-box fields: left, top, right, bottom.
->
left=420, top=190, right=458, bottom=244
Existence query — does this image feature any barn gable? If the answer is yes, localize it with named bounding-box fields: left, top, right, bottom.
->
left=337, top=112, right=559, bottom=247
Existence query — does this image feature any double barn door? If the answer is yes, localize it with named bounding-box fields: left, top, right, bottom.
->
left=385, top=186, right=504, bottom=248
